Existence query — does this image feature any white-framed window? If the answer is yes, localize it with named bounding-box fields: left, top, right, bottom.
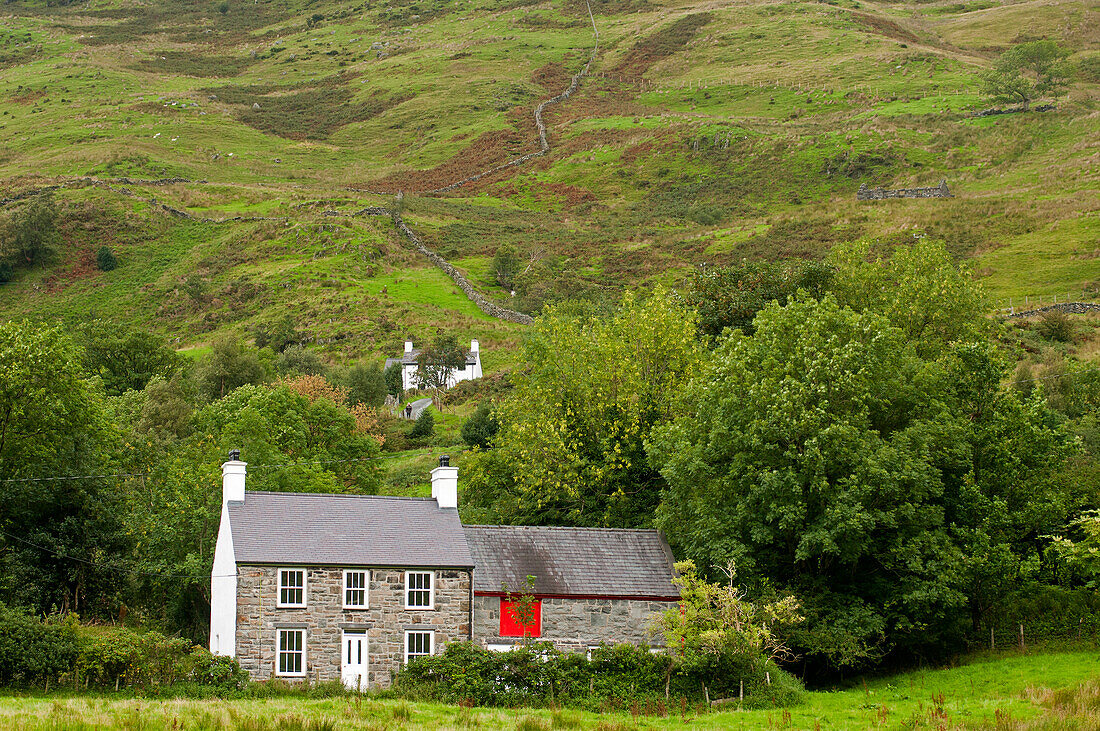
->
left=278, top=569, right=306, bottom=608
left=404, top=630, right=433, bottom=663
left=276, top=628, right=306, bottom=676
left=405, top=571, right=434, bottom=609
left=343, top=569, right=368, bottom=609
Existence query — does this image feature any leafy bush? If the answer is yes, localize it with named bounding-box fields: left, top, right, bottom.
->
left=1035, top=310, right=1075, bottom=342
left=0, top=261, right=12, bottom=283
left=393, top=642, right=803, bottom=711
left=384, top=363, right=404, bottom=398
left=96, top=246, right=118, bottom=272
left=409, top=408, right=435, bottom=438
left=461, top=403, right=499, bottom=449
left=0, top=603, right=78, bottom=686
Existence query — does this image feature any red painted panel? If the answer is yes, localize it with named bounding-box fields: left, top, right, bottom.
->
left=499, top=598, right=542, bottom=638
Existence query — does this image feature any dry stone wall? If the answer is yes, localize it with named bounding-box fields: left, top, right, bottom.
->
left=391, top=209, right=534, bottom=325
left=235, top=566, right=471, bottom=688
left=857, top=179, right=952, bottom=200
left=1006, top=302, right=1100, bottom=318
left=472, top=595, right=674, bottom=651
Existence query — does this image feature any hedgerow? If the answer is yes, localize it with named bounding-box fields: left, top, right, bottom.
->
left=392, top=642, right=804, bottom=711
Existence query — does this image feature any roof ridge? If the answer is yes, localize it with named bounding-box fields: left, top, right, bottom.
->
left=245, top=490, right=435, bottom=501
left=465, top=524, right=660, bottom=533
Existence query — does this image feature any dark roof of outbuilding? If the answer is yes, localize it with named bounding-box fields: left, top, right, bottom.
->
left=463, top=525, right=678, bottom=598
left=229, top=491, right=473, bottom=568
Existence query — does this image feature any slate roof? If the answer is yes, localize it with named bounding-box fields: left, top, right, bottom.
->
left=463, top=525, right=678, bottom=598
left=229, top=491, right=474, bottom=568
left=389, top=349, right=478, bottom=367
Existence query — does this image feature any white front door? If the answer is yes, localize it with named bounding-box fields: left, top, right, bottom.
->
left=341, top=631, right=368, bottom=690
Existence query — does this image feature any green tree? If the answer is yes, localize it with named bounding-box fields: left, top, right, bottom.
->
left=341, top=361, right=388, bottom=407
left=461, top=402, right=499, bottom=449
left=415, top=335, right=468, bottom=398
left=654, top=560, right=802, bottom=674
left=463, top=289, right=701, bottom=527
left=648, top=296, right=1075, bottom=669
left=276, top=344, right=326, bottom=376
left=193, top=335, right=266, bottom=401
left=491, top=245, right=522, bottom=291
left=828, top=239, right=988, bottom=357
left=384, top=363, right=404, bottom=399
left=980, top=40, right=1070, bottom=110
left=78, top=323, right=185, bottom=396
left=0, top=322, right=128, bottom=616
left=682, top=259, right=834, bottom=341
left=0, top=193, right=59, bottom=268
left=409, top=408, right=435, bottom=439
left=250, top=314, right=301, bottom=353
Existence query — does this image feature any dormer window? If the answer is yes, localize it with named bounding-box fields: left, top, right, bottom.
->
left=278, top=569, right=306, bottom=608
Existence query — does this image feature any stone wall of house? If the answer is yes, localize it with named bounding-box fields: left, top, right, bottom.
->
left=857, top=179, right=952, bottom=200
left=472, top=595, right=675, bottom=651
left=236, top=566, right=471, bottom=688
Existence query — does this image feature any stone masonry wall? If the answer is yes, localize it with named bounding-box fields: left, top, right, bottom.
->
left=236, top=566, right=471, bottom=688
left=472, top=595, right=675, bottom=651
left=857, top=179, right=953, bottom=201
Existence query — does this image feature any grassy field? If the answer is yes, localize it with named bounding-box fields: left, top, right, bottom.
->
left=1, top=649, right=1099, bottom=729
left=0, top=0, right=1097, bottom=355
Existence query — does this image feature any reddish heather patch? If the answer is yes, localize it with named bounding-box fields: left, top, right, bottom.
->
left=10, top=89, right=47, bottom=105
left=373, top=107, right=539, bottom=192
left=44, top=249, right=99, bottom=292
left=847, top=12, right=919, bottom=43
left=531, top=61, right=570, bottom=92
left=541, top=182, right=598, bottom=208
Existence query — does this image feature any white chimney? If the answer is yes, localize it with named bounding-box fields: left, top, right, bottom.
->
left=431, top=455, right=458, bottom=509
left=404, top=340, right=414, bottom=354
left=470, top=339, right=479, bottom=353
left=222, top=449, right=246, bottom=504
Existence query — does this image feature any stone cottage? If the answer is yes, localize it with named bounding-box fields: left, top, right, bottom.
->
left=465, top=525, right=679, bottom=652
left=384, top=339, right=483, bottom=392
left=210, top=452, right=678, bottom=689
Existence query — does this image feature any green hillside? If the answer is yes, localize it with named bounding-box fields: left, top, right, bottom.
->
left=0, top=0, right=1098, bottom=356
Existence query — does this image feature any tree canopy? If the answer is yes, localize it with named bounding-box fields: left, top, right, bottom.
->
left=648, top=294, right=1076, bottom=669
left=463, top=289, right=700, bottom=527
left=980, top=40, right=1070, bottom=109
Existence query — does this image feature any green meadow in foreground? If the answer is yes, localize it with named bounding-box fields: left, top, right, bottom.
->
left=1, top=649, right=1099, bottom=730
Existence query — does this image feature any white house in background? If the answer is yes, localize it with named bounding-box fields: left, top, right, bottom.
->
left=384, top=339, right=483, bottom=392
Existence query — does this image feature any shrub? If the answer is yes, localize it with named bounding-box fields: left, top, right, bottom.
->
left=276, top=344, right=327, bottom=376
left=96, top=246, right=118, bottom=271
left=409, top=408, right=435, bottom=438
left=461, top=403, right=499, bottom=449
left=0, top=261, right=13, bottom=283
left=1035, top=310, right=1075, bottom=342
left=0, top=603, right=78, bottom=686
left=393, top=642, right=803, bottom=711
left=384, top=363, right=404, bottom=398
